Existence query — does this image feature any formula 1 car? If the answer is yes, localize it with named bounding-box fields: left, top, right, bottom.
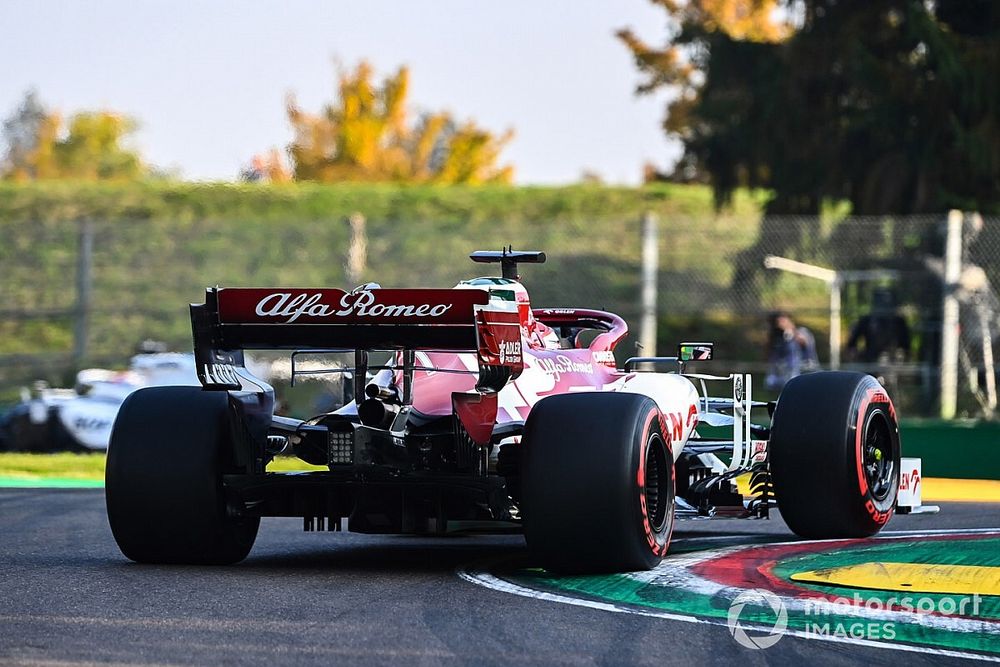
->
left=0, top=351, right=199, bottom=453
left=105, top=250, right=901, bottom=573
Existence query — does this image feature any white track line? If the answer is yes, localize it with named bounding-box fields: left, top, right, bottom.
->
left=456, top=567, right=999, bottom=663
left=881, top=527, right=1000, bottom=535
left=666, top=527, right=1000, bottom=547
left=457, top=529, right=1000, bottom=663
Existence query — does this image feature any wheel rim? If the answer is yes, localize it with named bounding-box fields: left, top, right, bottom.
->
left=863, top=410, right=895, bottom=502
left=644, top=433, right=671, bottom=533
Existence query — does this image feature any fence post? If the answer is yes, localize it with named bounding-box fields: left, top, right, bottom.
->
left=940, top=209, right=963, bottom=419
left=72, top=218, right=94, bottom=371
left=829, top=278, right=842, bottom=370
left=964, top=211, right=997, bottom=419
left=346, top=213, right=367, bottom=285
left=640, top=212, right=658, bottom=356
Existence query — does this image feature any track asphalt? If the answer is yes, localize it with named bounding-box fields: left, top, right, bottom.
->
left=0, top=489, right=996, bottom=666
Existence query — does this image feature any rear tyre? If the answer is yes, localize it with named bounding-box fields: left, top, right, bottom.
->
left=522, top=392, right=674, bottom=573
left=105, top=386, right=259, bottom=564
left=769, top=371, right=900, bottom=539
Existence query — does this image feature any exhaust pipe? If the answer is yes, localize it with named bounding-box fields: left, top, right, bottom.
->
left=358, top=398, right=400, bottom=429
left=365, top=383, right=400, bottom=402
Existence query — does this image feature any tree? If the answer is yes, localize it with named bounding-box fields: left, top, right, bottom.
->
left=617, top=1, right=790, bottom=184
left=287, top=61, right=513, bottom=184
left=1, top=91, right=145, bottom=181
left=619, top=0, right=1000, bottom=215
left=1, top=90, right=48, bottom=180
left=51, top=112, right=144, bottom=180
left=239, top=149, right=292, bottom=184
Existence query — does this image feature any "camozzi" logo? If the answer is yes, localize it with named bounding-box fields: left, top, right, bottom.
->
left=255, top=291, right=454, bottom=323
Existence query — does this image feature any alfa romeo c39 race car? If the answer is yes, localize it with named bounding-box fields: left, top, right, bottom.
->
left=105, top=250, right=902, bottom=573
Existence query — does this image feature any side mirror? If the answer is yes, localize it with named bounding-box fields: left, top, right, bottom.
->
left=678, top=342, right=714, bottom=362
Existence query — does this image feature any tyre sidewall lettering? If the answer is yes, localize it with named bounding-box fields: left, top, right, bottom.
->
left=853, top=385, right=899, bottom=525
left=637, top=408, right=673, bottom=558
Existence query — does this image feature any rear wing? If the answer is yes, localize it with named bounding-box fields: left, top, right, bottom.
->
left=190, top=287, right=520, bottom=391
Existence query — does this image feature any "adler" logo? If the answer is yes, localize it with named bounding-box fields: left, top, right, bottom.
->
left=498, top=340, right=522, bottom=364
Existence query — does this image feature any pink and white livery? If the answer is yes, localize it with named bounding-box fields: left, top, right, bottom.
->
left=105, top=249, right=902, bottom=572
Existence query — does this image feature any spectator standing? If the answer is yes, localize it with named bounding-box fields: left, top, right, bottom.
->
left=846, top=289, right=911, bottom=363
left=766, top=311, right=819, bottom=391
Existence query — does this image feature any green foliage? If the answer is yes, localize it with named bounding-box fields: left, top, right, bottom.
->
left=1, top=90, right=47, bottom=179
left=51, top=113, right=143, bottom=180
left=0, top=452, right=106, bottom=480
left=1, top=91, right=144, bottom=182
left=287, top=62, right=513, bottom=184
left=621, top=0, right=1000, bottom=215
left=0, top=181, right=763, bottom=391
left=0, top=180, right=762, bottom=224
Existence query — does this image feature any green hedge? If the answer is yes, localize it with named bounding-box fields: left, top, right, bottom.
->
left=0, top=181, right=764, bottom=388
left=0, top=180, right=763, bottom=223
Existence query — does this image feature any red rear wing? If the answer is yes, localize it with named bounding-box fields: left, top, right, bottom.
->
left=191, top=287, right=497, bottom=389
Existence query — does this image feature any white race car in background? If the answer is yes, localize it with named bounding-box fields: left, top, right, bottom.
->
left=0, top=352, right=200, bottom=452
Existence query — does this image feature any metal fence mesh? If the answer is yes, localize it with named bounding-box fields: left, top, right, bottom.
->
left=1, top=212, right=998, bottom=418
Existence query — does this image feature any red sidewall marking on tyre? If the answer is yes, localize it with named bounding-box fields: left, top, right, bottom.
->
left=661, top=432, right=675, bottom=557
left=638, top=409, right=671, bottom=557
left=855, top=387, right=896, bottom=526
left=855, top=389, right=873, bottom=496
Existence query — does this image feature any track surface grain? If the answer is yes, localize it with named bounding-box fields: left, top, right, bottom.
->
left=0, top=489, right=995, bottom=666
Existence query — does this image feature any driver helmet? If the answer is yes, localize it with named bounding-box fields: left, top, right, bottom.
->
left=455, top=277, right=557, bottom=346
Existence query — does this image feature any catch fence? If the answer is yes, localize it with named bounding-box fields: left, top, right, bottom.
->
left=1, top=211, right=997, bottom=418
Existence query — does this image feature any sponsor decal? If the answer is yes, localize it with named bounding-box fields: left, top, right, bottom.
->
left=475, top=306, right=523, bottom=375
left=217, top=287, right=487, bottom=325
left=536, top=355, right=594, bottom=381
left=254, top=290, right=453, bottom=324
left=334, top=290, right=453, bottom=319
left=254, top=292, right=333, bottom=322
left=657, top=407, right=699, bottom=442
left=667, top=412, right=684, bottom=441
left=865, top=500, right=892, bottom=526
left=751, top=439, right=768, bottom=463
left=734, top=375, right=744, bottom=404
left=498, top=340, right=522, bottom=365
left=899, top=467, right=920, bottom=492
left=73, top=416, right=112, bottom=432
left=592, top=350, right=617, bottom=368
left=687, top=404, right=699, bottom=428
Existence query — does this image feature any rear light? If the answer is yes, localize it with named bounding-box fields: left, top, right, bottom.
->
left=327, top=428, right=355, bottom=465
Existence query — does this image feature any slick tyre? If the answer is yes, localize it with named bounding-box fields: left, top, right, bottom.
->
left=522, top=392, right=674, bottom=573
left=105, top=386, right=259, bottom=564
left=770, top=371, right=900, bottom=539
